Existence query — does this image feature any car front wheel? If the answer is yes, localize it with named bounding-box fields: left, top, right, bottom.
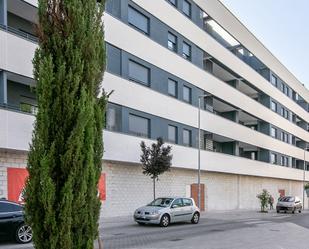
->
left=16, top=223, right=33, bottom=244
left=191, top=212, right=200, bottom=224
left=160, top=214, right=170, bottom=227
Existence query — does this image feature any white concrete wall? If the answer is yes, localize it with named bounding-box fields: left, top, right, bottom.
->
left=0, top=29, right=36, bottom=78
left=104, top=73, right=309, bottom=161
left=1, top=108, right=308, bottom=181
left=101, top=161, right=309, bottom=217
left=104, top=14, right=309, bottom=140
left=195, top=0, right=309, bottom=103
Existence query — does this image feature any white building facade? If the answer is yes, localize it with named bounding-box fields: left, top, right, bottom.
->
left=0, top=0, right=309, bottom=217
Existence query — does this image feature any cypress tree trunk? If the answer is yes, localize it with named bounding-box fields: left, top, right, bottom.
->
left=25, top=0, right=106, bottom=248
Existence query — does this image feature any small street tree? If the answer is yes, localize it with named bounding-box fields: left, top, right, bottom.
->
left=257, top=189, right=270, bottom=213
left=140, top=138, right=173, bottom=200
left=24, top=0, right=106, bottom=248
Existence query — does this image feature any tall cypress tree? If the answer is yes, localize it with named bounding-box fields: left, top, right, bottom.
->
left=24, top=0, right=106, bottom=248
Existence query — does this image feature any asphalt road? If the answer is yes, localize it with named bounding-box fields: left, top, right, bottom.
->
left=1, top=210, right=309, bottom=249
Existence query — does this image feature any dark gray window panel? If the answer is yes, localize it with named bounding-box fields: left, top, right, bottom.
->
left=183, top=129, right=192, bottom=146
left=106, top=44, right=122, bottom=76
left=182, top=0, right=191, bottom=17
left=128, top=114, right=150, bottom=138
left=168, top=125, right=178, bottom=143
left=183, top=85, right=191, bottom=103
left=105, top=1, right=204, bottom=68
left=105, top=0, right=122, bottom=18
left=182, top=41, right=191, bottom=60
left=168, top=32, right=177, bottom=52
left=128, top=6, right=149, bottom=34
left=128, top=60, right=150, bottom=85
left=168, top=78, right=177, bottom=97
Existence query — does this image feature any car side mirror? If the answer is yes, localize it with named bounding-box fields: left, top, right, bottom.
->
left=171, top=204, right=177, bottom=209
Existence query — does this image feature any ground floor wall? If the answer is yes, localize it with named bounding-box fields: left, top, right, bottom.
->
left=0, top=149, right=308, bottom=218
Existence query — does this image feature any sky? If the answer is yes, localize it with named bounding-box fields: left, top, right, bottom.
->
left=219, top=0, right=309, bottom=89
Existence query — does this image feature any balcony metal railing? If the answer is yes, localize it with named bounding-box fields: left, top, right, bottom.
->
left=0, top=103, right=36, bottom=116
left=0, top=24, right=38, bottom=43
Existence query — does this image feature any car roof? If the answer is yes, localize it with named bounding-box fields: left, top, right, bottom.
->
left=0, top=199, right=22, bottom=206
left=157, top=197, right=192, bottom=199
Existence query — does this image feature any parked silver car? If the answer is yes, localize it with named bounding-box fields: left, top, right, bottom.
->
left=276, top=196, right=302, bottom=213
left=134, top=197, right=200, bottom=227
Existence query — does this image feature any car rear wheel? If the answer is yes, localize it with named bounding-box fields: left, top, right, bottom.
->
left=15, top=223, right=32, bottom=244
left=276, top=210, right=279, bottom=213
left=191, top=212, right=200, bottom=224
left=160, top=214, right=170, bottom=227
left=299, top=209, right=302, bottom=213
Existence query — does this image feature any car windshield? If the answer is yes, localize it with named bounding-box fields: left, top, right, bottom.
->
left=281, top=197, right=295, bottom=202
left=147, top=198, right=174, bottom=207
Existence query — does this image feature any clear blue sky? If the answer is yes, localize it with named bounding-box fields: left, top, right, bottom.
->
left=220, top=0, right=309, bottom=89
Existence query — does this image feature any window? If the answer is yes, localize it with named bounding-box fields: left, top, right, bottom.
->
left=271, top=74, right=277, bottom=86
left=106, top=104, right=121, bottom=132
left=182, top=42, right=191, bottom=60
left=183, top=85, right=191, bottom=103
left=270, top=153, right=277, bottom=164
left=271, top=127, right=277, bottom=138
left=281, top=156, right=289, bottom=166
left=168, top=0, right=177, bottom=7
left=271, top=101, right=277, bottom=112
left=168, top=125, right=178, bottom=143
left=168, top=32, right=177, bottom=52
left=281, top=132, right=289, bottom=143
left=183, top=129, right=191, bottom=147
left=182, top=198, right=193, bottom=206
left=128, top=6, right=149, bottom=34
left=128, top=60, right=150, bottom=85
left=0, top=202, right=22, bottom=212
left=172, top=198, right=183, bottom=208
left=128, top=114, right=149, bottom=138
left=168, top=79, right=177, bottom=97
left=281, top=107, right=289, bottom=119
left=182, top=0, right=191, bottom=17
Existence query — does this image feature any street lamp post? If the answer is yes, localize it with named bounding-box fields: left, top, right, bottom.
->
left=197, top=94, right=210, bottom=209
left=303, top=147, right=307, bottom=210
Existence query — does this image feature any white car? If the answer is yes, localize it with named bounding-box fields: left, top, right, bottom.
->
left=276, top=196, right=302, bottom=213
left=134, top=197, right=200, bottom=227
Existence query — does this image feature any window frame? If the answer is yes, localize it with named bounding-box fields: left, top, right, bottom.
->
left=183, top=128, right=192, bottom=147
left=271, top=127, right=277, bottom=138
left=168, top=78, right=178, bottom=97
left=182, top=0, right=192, bottom=18
left=128, top=6, right=150, bottom=35
left=183, top=85, right=192, bottom=103
left=128, top=59, right=150, bottom=86
left=271, top=74, right=277, bottom=87
left=168, top=125, right=178, bottom=144
left=270, top=153, right=277, bottom=164
left=182, top=41, right=192, bottom=61
left=167, top=32, right=178, bottom=52
left=271, top=101, right=277, bottom=112
left=167, top=0, right=177, bottom=7
left=128, top=114, right=150, bottom=138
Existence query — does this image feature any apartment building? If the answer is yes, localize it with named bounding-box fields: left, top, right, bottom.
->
left=0, top=0, right=309, bottom=217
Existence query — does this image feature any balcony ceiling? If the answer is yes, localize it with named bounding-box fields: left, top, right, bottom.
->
left=8, top=0, right=37, bottom=24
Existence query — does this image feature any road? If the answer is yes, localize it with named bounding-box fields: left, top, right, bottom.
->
left=1, top=210, right=309, bottom=249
